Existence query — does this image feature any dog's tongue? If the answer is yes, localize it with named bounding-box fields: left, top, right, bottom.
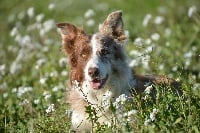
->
left=91, top=80, right=101, bottom=89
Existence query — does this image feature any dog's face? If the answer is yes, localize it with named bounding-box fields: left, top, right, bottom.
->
left=57, top=11, right=128, bottom=92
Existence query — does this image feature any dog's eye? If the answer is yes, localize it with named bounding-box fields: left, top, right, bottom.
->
left=101, top=49, right=110, bottom=56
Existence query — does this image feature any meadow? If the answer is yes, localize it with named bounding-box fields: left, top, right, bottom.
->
left=0, top=0, right=200, bottom=132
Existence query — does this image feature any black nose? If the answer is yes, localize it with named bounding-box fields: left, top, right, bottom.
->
left=88, top=67, right=100, bottom=78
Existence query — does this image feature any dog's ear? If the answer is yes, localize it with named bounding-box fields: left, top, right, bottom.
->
left=99, top=10, right=127, bottom=42
left=57, top=23, right=84, bottom=54
left=57, top=22, right=84, bottom=40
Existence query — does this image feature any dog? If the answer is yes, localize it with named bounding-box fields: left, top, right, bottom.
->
left=57, top=10, right=181, bottom=131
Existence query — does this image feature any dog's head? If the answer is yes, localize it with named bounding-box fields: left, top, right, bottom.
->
left=57, top=11, right=129, bottom=91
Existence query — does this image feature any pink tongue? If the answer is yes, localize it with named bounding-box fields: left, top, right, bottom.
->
left=91, top=82, right=101, bottom=89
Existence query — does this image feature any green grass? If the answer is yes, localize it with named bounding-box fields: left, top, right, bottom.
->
left=0, top=0, right=200, bottom=132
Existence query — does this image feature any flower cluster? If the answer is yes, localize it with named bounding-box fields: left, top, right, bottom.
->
left=144, top=108, right=159, bottom=126
left=46, top=104, right=55, bottom=114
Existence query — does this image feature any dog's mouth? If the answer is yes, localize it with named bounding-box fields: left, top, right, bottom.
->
left=90, top=74, right=108, bottom=90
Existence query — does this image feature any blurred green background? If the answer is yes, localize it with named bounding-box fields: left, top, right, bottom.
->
left=0, top=0, right=200, bottom=132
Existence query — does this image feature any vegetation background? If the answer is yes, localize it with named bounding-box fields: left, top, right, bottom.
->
left=0, top=0, right=200, bottom=132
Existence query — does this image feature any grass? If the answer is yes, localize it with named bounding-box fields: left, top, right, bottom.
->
left=0, top=0, right=200, bottom=132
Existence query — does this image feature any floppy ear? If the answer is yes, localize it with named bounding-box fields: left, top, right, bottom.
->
left=56, top=23, right=84, bottom=54
left=99, top=10, right=127, bottom=42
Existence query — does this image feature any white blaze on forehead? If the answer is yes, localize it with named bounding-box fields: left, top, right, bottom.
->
left=90, top=34, right=101, bottom=56
left=85, top=34, right=99, bottom=68
left=84, top=34, right=110, bottom=80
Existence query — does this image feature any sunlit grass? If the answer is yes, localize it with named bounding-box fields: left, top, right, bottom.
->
left=0, top=0, right=200, bottom=132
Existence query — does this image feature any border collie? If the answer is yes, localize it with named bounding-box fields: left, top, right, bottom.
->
left=57, top=10, right=181, bottom=131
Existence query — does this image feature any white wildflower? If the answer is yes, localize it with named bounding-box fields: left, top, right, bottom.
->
left=19, top=99, right=30, bottom=106
left=192, top=83, right=200, bottom=91
left=35, top=65, right=39, bottom=70
left=142, top=14, right=152, bottom=27
left=144, top=85, right=153, bottom=94
left=10, top=61, right=22, bottom=74
left=52, top=86, right=60, bottom=92
left=188, top=5, right=197, bottom=18
left=159, top=63, right=164, bottom=70
left=185, top=60, right=191, bottom=68
left=36, top=58, right=47, bottom=67
left=145, top=46, right=154, bottom=53
left=124, top=110, right=138, bottom=117
left=46, top=104, right=55, bottom=113
left=145, top=38, right=152, bottom=45
left=43, top=91, right=51, bottom=100
left=129, top=50, right=140, bottom=56
left=3, top=93, right=8, bottom=98
left=86, top=19, right=95, bottom=27
left=21, top=35, right=31, bottom=46
left=48, top=3, right=55, bottom=10
left=141, top=55, right=150, bottom=69
left=165, top=28, right=171, bottom=37
left=72, top=80, right=81, bottom=91
left=0, top=64, right=6, bottom=75
left=172, top=65, right=178, bottom=72
left=151, top=33, right=160, bottom=41
left=50, top=71, right=58, bottom=77
left=184, top=51, right=193, bottom=58
left=134, top=37, right=143, bottom=46
left=154, top=16, right=164, bottom=25
left=12, top=88, right=17, bottom=93
left=150, top=108, right=159, bottom=121
left=102, top=99, right=110, bottom=109
left=14, top=34, right=21, bottom=43
left=17, top=86, right=33, bottom=97
left=42, top=46, right=49, bottom=52
left=113, top=94, right=128, bottom=109
left=84, top=9, right=95, bottom=18
left=115, top=94, right=128, bottom=104
left=102, top=91, right=112, bottom=108
left=27, top=7, right=34, bottom=18
left=61, top=70, right=68, bottom=76
left=59, top=57, right=68, bottom=67
left=40, top=78, right=47, bottom=85
left=43, top=19, right=55, bottom=31
left=34, top=99, right=40, bottom=104
left=36, top=13, right=44, bottom=22
left=40, top=29, right=47, bottom=36
left=40, top=19, right=55, bottom=36
left=144, top=108, right=159, bottom=125
left=129, top=59, right=139, bottom=67
left=144, top=119, right=151, bottom=126
left=123, top=109, right=137, bottom=122
left=10, top=27, right=18, bottom=37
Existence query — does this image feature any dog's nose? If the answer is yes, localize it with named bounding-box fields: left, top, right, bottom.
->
left=88, top=67, right=100, bottom=78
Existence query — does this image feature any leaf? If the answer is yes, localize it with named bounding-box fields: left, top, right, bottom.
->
left=174, top=117, right=182, bottom=125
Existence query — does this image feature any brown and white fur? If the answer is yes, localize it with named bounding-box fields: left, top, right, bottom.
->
left=57, top=11, right=181, bottom=131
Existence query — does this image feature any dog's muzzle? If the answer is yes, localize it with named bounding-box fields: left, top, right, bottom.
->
left=88, top=67, right=108, bottom=89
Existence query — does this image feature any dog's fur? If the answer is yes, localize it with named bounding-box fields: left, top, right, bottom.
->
left=57, top=11, right=181, bottom=131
